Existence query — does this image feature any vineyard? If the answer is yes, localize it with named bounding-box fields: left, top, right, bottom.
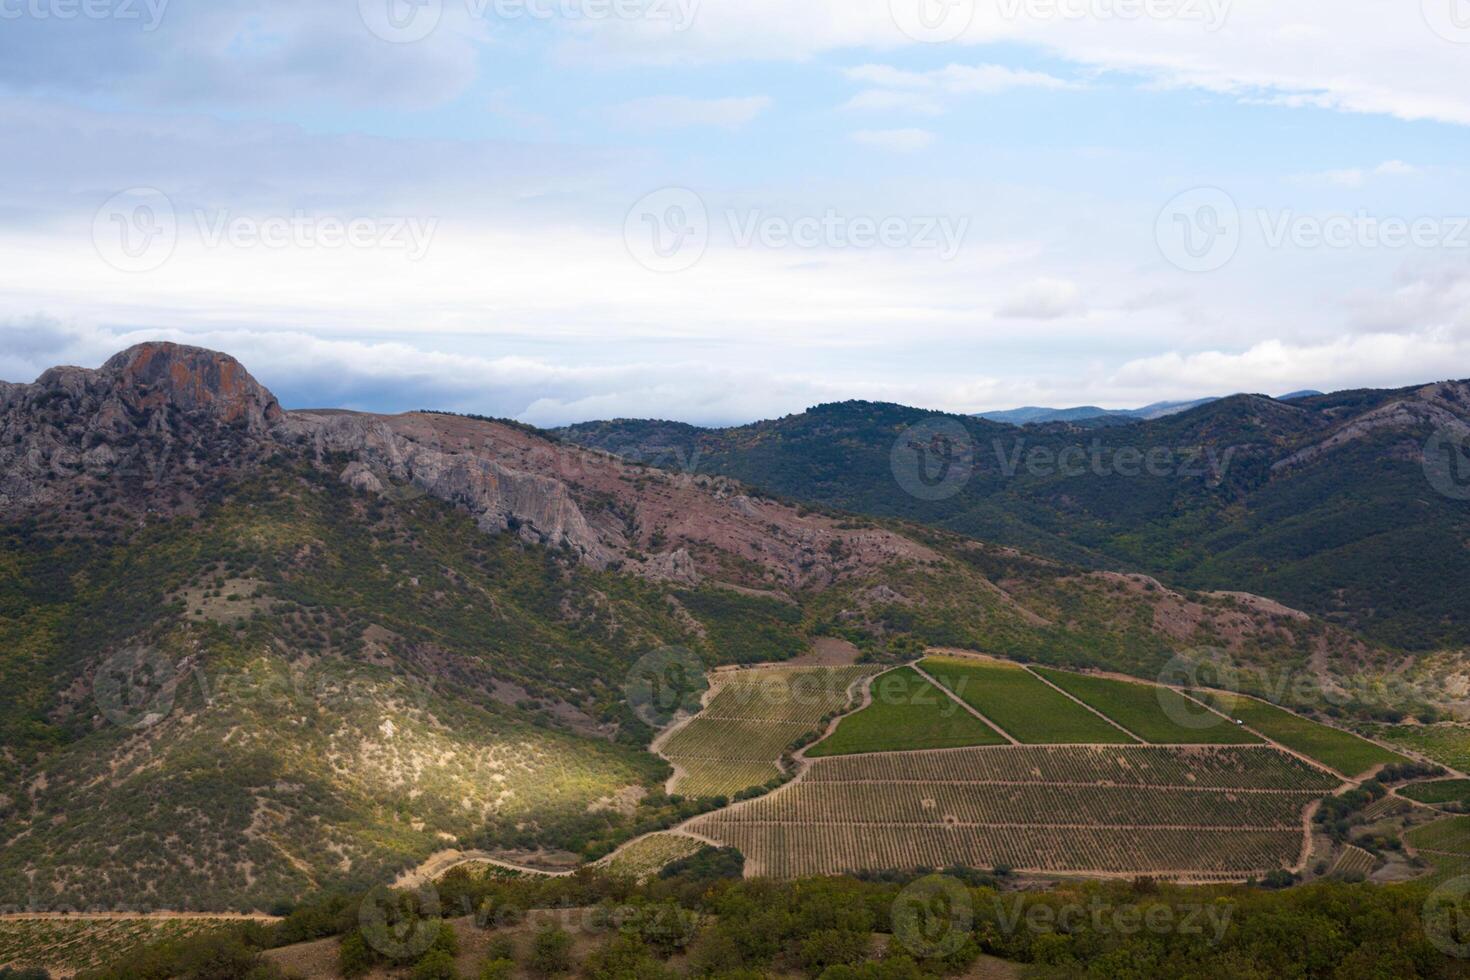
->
left=685, top=745, right=1334, bottom=878
left=808, top=666, right=1006, bottom=757
left=1200, top=691, right=1409, bottom=776
left=0, top=916, right=260, bottom=975
left=919, top=657, right=1134, bottom=745
left=597, top=833, right=703, bottom=880
left=659, top=665, right=878, bottom=798
left=1034, top=669, right=1260, bottom=745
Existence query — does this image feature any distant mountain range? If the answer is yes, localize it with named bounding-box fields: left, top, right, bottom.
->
left=975, top=391, right=1325, bottom=426
left=556, top=382, right=1470, bottom=651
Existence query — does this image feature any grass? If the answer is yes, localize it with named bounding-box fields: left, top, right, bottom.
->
left=1401, top=779, right=1470, bottom=806
left=1201, top=691, right=1409, bottom=778
left=919, top=656, right=1134, bottom=744
left=1033, top=669, right=1261, bottom=745
left=806, top=667, right=1007, bottom=757
left=1370, top=724, right=1470, bottom=773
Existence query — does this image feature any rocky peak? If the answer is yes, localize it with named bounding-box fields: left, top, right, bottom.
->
left=98, top=342, right=284, bottom=432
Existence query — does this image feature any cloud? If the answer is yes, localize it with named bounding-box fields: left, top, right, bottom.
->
left=1294, top=160, right=1425, bottom=189
left=996, top=278, right=1084, bottom=319
left=608, top=95, right=772, bottom=129
left=563, top=0, right=1470, bottom=127
left=850, top=128, right=936, bottom=152
left=844, top=62, right=1077, bottom=95
left=0, top=1, right=485, bottom=108
left=839, top=90, right=944, bottom=115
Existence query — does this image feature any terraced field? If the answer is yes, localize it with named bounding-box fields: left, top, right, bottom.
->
left=919, top=657, right=1133, bottom=744
left=1402, top=779, right=1470, bottom=806
left=1199, top=691, right=1409, bottom=777
left=659, top=665, right=879, bottom=798
left=806, top=666, right=1007, bottom=757
left=597, top=833, right=703, bottom=880
left=0, top=916, right=266, bottom=976
left=1034, top=669, right=1260, bottom=745
left=686, top=745, right=1335, bottom=878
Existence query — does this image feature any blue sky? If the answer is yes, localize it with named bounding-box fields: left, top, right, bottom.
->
left=2, top=0, right=1469, bottom=424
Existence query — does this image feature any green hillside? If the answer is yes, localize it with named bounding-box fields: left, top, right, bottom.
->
left=557, top=386, right=1470, bottom=650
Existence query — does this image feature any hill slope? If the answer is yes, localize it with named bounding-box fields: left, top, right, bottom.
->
left=556, top=382, right=1470, bottom=650
left=0, top=343, right=1442, bottom=911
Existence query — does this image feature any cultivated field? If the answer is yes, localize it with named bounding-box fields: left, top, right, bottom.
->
left=1371, top=724, right=1470, bottom=773
left=806, top=666, right=1006, bottom=757
left=0, top=916, right=264, bottom=976
left=597, top=833, right=703, bottom=880
left=1331, top=845, right=1379, bottom=878
left=686, top=745, right=1335, bottom=878
left=1200, top=691, right=1409, bottom=777
left=1034, top=669, right=1260, bottom=745
left=659, top=665, right=878, bottom=797
left=919, top=657, right=1133, bottom=744
left=1402, top=779, right=1470, bottom=806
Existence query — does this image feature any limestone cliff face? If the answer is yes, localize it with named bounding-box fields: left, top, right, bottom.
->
left=1, top=343, right=938, bottom=592
left=0, top=342, right=283, bottom=511
left=289, top=411, right=617, bottom=567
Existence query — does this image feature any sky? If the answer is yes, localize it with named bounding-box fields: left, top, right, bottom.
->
left=1, top=0, right=1469, bottom=425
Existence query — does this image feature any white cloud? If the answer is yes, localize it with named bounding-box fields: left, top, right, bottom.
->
left=609, top=95, right=772, bottom=129
left=840, top=90, right=944, bottom=115
left=845, top=63, right=1077, bottom=95
left=1295, top=160, right=1425, bottom=189
left=850, top=128, right=936, bottom=152
left=996, top=278, right=1084, bottom=320
left=565, top=0, right=1470, bottom=127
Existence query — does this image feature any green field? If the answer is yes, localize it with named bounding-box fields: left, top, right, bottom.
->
left=920, top=657, right=1134, bottom=745
left=1371, top=724, right=1470, bottom=773
left=807, top=667, right=1006, bottom=757
left=1202, top=692, right=1409, bottom=778
left=1033, top=669, right=1261, bottom=745
left=1401, top=779, right=1470, bottom=806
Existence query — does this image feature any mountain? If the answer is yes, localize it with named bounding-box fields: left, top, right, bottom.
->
left=975, top=398, right=1218, bottom=425
left=0, top=343, right=1429, bottom=912
left=556, top=380, right=1470, bottom=650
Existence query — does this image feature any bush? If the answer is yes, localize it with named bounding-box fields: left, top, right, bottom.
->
left=479, top=959, right=516, bottom=980
left=529, top=924, right=574, bottom=977
left=412, top=948, right=463, bottom=980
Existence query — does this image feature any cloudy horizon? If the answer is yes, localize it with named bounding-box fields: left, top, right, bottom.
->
left=2, top=0, right=1468, bottom=426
